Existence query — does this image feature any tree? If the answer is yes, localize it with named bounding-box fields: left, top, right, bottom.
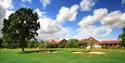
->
left=119, top=27, right=125, bottom=46
left=1, top=8, right=40, bottom=51
left=68, top=39, right=79, bottom=48
left=78, top=42, right=88, bottom=48
left=27, top=40, right=38, bottom=48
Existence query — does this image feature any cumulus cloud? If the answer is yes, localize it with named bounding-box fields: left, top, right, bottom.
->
left=80, top=0, right=96, bottom=11
left=34, top=8, right=73, bottom=40
left=79, top=8, right=108, bottom=27
left=0, top=0, right=13, bottom=37
left=0, top=5, right=6, bottom=37
left=78, top=8, right=125, bottom=38
left=38, top=18, right=61, bottom=34
left=0, top=0, right=13, bottom=9
left=5, top=10, right=14, bottom=19
left=40, top=0, right=51, bottom=9
left=34, top=8, right=46, bottom=17
left=34, top=4, right=79, bottom=40
left=56, top=4, right=79, bottom=24
left=36, top=17, right=71, bottom=40
left=92, top=26, right=112, bottom=37
left=100, top=11, right=125, bottom=28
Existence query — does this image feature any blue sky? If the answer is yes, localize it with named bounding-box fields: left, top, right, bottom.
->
left=0, top=0, right=125, bottom=40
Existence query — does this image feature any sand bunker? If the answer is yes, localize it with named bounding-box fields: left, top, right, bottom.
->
left=88, top=52, right=105, bottom=54
left=72, top=51, right=83, bottom=54
left=39, top=51, right=50, bottom=54
left=51, top=51, right=58, bottom=53
left=39, top=50, right=58, bottom=54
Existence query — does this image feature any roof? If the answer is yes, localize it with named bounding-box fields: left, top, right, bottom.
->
left=99, top=40, right=120, bottom=44
left=80, top=37, right=99, bottom=43
left=58, top=39, right=68, bottom=44
left=48, top=40, right=61, bottom=44
left=48, top=39, right=68, bottom=45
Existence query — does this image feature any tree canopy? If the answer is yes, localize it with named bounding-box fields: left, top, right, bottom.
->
left=1, top=8, right=40, bottom=51
left=119, top=27, right=125, bottom=46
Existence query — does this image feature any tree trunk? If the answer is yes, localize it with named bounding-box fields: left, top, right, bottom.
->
left=21, top=36, right=25, bottom=52
left=22, top=47, right=25, bottom=52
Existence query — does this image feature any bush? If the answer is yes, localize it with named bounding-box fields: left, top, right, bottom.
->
left=101, top=45, right=108, bottom=49
left=45, top=42, right=56, bottom=48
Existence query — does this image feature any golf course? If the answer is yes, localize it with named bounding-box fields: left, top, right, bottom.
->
left=0, top=48, right=125, bottom=63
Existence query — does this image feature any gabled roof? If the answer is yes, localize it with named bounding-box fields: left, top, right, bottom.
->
left=80, top=37, right=99, bottom=43
left=48, top=40, right=57, bottom=44
left=48, top=39, right=68, bottom=45
left=58, top=39, right=68, bottom=44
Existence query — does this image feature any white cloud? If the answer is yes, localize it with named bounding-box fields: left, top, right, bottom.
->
left=122, top=0, right=125, bottom=4
left=0, top=5, right=6, bottom=37
left=78, top=8, right=125, bottom=38
left=34, top=8, right=46, bottom=17
left=56, top=4, right=79, bottom=24
left=0, top=0, right=13, bottom=9
left=0, top=0, right=13, bottom=37
left=38, top=18, right=61, bottom=34
left=40, top=0, right=51, bottom=9
left=36, top=17, right=71, bottom=40
left=79, top=8, right=108, bottom=27
left=33, top=9, right=71, bottom=40
left=33, top=8, right=74, bottom=40
left=76, top=25, right=112, bottom=40
left=22, top=0, right=31, bottom=3
left=100, top=11, right=125, bottom=28
left=93, top=26, right=112, bottom=37
left=78, top=25, right=96, bottom=36
left=80, top=0, right=95, bottom=11
left=21, top=0, right=32, bottom=7
left=5, top=10, right=14, bottom=19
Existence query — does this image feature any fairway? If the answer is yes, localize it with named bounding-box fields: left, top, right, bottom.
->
left=0, top=48, right=125, bottom=63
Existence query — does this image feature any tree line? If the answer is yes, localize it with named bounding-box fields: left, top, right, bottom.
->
left=0, top=38, right=88, bottom=48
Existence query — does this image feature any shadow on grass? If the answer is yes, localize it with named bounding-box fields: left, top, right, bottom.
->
left=18, top=49, right=57, bottom=54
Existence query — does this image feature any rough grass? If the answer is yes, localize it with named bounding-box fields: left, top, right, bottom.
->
left=0, top=48, right=125, bottom=63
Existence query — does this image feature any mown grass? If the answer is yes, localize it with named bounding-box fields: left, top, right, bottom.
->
left=0, top=48, right=125, bottom=63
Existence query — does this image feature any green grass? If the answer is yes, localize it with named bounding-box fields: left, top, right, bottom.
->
left=0, top=48, right=125, bottom=63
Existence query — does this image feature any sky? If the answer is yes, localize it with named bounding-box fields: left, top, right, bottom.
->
left=0, top=0, right=125, bottom=41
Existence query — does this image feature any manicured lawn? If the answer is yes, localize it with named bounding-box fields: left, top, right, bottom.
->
left=0, top=48, right=125, bottom=63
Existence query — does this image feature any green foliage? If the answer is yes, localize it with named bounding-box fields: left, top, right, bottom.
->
left=1, top=8, right=40, bottom=51
left=68, top=39, right=79, bottom=48
left=78, top=42, right=88, bottom=48
left=27, top=40, right=38, bottom=48
left=45, top=42, right=56, bottom=48
left=37, top=42, right=46, bottom=48
left=101, top=45, right=108, bottom=49
left=119, top=27, right=125, bottom=46
left=58, top=43, right=66, bottom=48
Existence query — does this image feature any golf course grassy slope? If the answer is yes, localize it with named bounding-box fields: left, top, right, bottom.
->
left=0, top=48, right=125, bottom=63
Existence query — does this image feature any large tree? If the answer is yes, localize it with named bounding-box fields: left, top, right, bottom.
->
left=1, top=8, right=40, bottom=51
left=119, top=27, right=125, bottom=47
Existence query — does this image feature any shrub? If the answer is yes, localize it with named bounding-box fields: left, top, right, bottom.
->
left=101, top=45, right=108, bottom=49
